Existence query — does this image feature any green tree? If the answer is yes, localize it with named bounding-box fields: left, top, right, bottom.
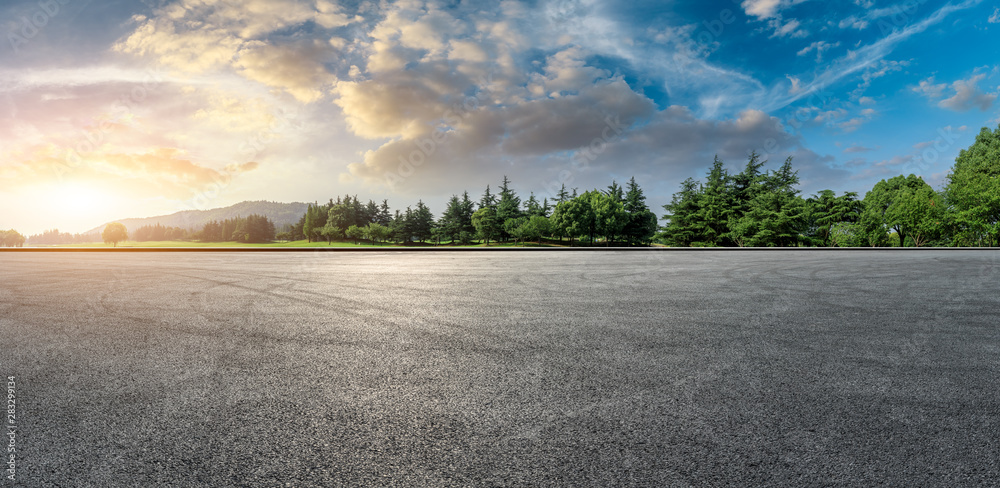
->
left=412, top=200, right=435, bottom=243
left=377, top=200, right=393, bottom=226
left=659, top=178, right=703, bottom=247
left=805, top=190, right=861, bottom=246
left=439, top=195, right=466, bottom=243
left=472, top=206, right=501, bottom=245
left=525, top=193, right=546, bottom=217
left=590, top=190, right=627, bottom=245
left=828, top=222, right=863, bottom=248
left=522, top=215, right=551, bottom=244
left=346, top=224, right=364, bottom=244
left=479, top=185, right=497, bottom=210
left=724, top=158, right=807, bottom=247
left=503, top=216, right=529, bottom=245
left=623, top=176, right=657, bottom=246
left=496, top=176, right=522, bottom=242
left=365, top=222, right=390, bottom=245
left=555, top=194, right=597, bottom=245
left=102, top=223, right=128, bottom=247
left=944, top=125, right=1000, bottom=246
left=319, top=222, right=343, bottom=244
left=459, top=191, right=477, bottom=241
left=555, top=184, right=570, bottom=204
left=861, top=174, right=940, bottom=247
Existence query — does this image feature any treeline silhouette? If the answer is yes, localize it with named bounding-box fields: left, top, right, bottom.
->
left=27, top=229, right=97, bottom=245
left=131, top=224, right=189, bottom=242
left=197, top=214, right=276, bottom=243
left=1, top=230, right=26, bottom=247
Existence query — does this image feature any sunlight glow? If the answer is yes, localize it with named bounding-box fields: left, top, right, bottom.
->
left=42, top=183, right=118, bottom=229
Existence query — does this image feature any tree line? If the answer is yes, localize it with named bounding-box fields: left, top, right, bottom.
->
left=1, top=230, right=26, bottom=247
left=197, top=214, right=276, bottom=243
left=9, top=125, right=997, bottom=248
left=131, top=224, right=189, bottom=242
left=286, top=175, right=658, bottom=246
left=660, top=125, right=1000, bottom=247
left=25, top=229, right=96, bottom=245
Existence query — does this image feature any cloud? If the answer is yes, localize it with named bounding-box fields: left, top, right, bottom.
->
left=913, top=73, right=997, bottom=111
left=742, top=0, right=813, bottom=19
left=852, top=59, right=908, bottom=98
left=114, top=0, right=357, bottom=101
left=797, top=41, right=840, bottom=62
left=764, top=0, right=981, bottom=112
left=912, top=77, right=947, bottom=99
left=937, top=74, right=997, bottom=112
left=844, top=145, right=876, bottom=153
left=990, top=7, right=1000, bottom=23
left=768, top=18, right=809, bottom=38
left=235, top=40, right=336, bottom=103
left=2, top=145, right=257, bottom=200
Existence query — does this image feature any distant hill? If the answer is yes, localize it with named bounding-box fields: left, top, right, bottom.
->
left=85, top=201, right=308, bottom=235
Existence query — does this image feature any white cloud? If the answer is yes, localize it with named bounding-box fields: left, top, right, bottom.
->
left=913, top=77, right=947, bottom=99
left=765, top=0, right=980, bottom=112
left=912, top=74, right=997, bottom=112
left=114, top=0, right=358, bottom=101
left=990, top=7, right=1000, bottom=23
left=937, top=74, right=997, bottom=112
left=742, top=0, right=813, bottom=19
left=768, top=18, right=809, bottom=38
left=797, top=41, right=840, bottom=62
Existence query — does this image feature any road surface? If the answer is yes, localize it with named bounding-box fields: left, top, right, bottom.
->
left=1, top=251, right=999, bottom=486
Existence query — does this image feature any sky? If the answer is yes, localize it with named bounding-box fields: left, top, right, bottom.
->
left=1, top=0, right=999, bottom=235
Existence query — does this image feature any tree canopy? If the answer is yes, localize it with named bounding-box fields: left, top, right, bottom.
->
left=102, top=223, right=128, bottom=247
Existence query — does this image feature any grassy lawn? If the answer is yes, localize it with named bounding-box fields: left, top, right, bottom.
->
left=38, top=240, right=381, bottom=248
left=34, top=238, right=640, bottom=248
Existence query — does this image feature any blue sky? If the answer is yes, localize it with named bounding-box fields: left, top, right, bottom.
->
left=1, top=0, right=999, bottom=234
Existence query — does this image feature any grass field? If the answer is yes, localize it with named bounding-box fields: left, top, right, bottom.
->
left=33, top=239, right=572, bottom=248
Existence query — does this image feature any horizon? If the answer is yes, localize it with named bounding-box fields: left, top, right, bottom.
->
left=3, top=0, right=1000, bottom=236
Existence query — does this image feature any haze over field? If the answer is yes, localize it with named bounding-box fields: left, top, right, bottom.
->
left=2, top=0, right=999, bottom=235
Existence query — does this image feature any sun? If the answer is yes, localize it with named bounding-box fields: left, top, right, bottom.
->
left=47, top=183, right=117, bottom=226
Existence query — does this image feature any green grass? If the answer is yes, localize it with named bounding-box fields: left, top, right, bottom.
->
left=37, top=238, right=638, bottom=248
left=40, top=240, right=381, bottom=248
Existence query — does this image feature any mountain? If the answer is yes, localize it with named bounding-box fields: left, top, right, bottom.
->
left=85, top=201, right=309, bottom=235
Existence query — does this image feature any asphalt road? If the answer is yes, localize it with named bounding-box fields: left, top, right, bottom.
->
left=1, top=251, right=999, bottom=487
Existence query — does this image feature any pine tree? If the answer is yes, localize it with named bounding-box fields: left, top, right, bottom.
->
left=556, top=184, right=570, bottom=204
left=479, top=185, right=497, bottom=210
left=413, top=200, right=435, bottom=243
left=441, top=195, right=465, bottom=242
left=623, top=176, right=657, bottom=245
left=377, top=200, right=393, bottom=226
left=660, top=178, right=703, bottom=247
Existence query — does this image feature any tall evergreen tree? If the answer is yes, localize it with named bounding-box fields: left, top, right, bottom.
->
left=440, top=195, right=465, bottom=242
left=479, top=185, right=497, bottom=210
left=412, top=200, right=436, bottom=243
left=660, top=178, right=703, bottom=247
left=623, top=176, right=658, bottom=245
left=525, top=193, right=544, bottom=217
left=556, top=184, right=570, bottom=204
left=696, top=156, right=731, bottom=245
left=605, top=180, right=624, bottom=203
left=496, top=175, right=522, bottom=241
left=377, top=200, right=393, bottom=226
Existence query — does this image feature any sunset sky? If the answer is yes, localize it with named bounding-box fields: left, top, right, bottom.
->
left=2, top=0, right=999, bottom=235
